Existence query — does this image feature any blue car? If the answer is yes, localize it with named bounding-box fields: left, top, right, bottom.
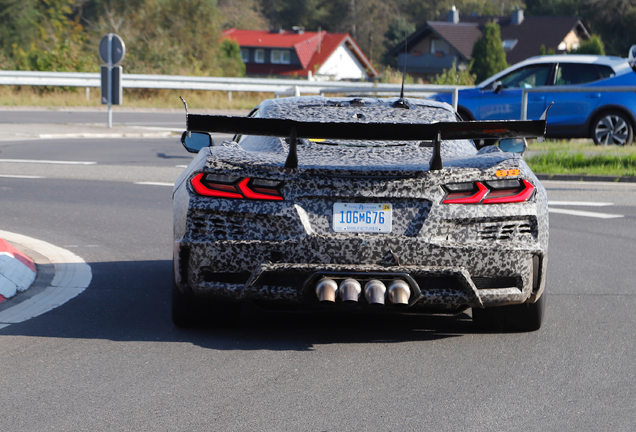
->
left=432, top=55, right=636, bottom=145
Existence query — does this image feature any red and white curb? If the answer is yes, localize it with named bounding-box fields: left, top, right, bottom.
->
left=0, top=230, right=92, bottom=330
left=0, top=238, right=36, bottom=302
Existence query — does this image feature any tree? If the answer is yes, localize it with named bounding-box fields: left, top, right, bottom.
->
left=218, top=0, right=268, bottom=30
left=470, top=21, right=508, bottom=83
left=0, top=0, right=41, bottom=55
left=569, top=35, right=605, bottom=55
left=432, top=60, right=476, bottom=85
left=217, top=39, right=246, bottom=77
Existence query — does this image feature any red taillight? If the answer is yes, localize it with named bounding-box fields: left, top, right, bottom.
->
left=442, top=182, right=488, bottom=204
left=190, top=173, right=283, bottom=200
left=443, top=179, right=534, bottom=204
left=482, top=179, right=534, bottom=204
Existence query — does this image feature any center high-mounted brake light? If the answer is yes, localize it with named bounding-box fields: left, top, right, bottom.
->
left=191, top=173, right=283, bottom=200
left=443, top=179, right=534, bottom=204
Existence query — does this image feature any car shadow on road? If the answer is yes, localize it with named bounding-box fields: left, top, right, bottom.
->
left=1, top=259, right=477, bottom=351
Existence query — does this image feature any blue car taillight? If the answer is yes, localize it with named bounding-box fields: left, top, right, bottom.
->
left=443, top=179, right=534, bottom=204
left=191, top=173, right=283, bottom=200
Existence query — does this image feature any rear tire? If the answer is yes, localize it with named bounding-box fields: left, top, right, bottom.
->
left=592, top=111, right=633, bottom=145
left=171, top=271, right=241, bottom=327
left=473, top=294, right=545, bottom=332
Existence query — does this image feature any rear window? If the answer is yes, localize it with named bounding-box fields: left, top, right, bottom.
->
left=555, top=63, right=615, bottom=85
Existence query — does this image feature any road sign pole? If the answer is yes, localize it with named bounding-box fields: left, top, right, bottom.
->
left=107, top=33, right=113, bottom=129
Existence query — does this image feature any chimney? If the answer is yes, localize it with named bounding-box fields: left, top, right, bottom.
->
left=512, top=7, right=524, bottom=25
left=448, top=5, right=459, bottom=24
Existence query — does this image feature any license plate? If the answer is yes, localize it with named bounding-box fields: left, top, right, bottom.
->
left=332, top=203, right=392, bottom=233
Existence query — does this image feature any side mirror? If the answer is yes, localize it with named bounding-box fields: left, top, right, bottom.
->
left=629, top=44, right=636, bottom=71
left=181, top=131, right=214, bottom=153
left=493, top=81, right=503, bottom=94
left=498, top=138, right=527, bottom=155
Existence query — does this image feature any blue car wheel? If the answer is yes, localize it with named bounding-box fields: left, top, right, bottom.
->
left=592, top=111, right=633, bottom=146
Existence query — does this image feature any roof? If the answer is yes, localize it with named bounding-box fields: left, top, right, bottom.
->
left=222, top=29, right=379, bottom=78
left=386, top=15, right=590, bottom=66
left=427, top=22, right=482, bottom=60
left=462, top=16, right=589, bottom=64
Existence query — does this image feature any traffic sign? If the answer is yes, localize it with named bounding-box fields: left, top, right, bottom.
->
left=99, top=34, right=126, bottom=65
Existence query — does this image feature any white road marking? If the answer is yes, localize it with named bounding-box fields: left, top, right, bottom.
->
left=0, top=230, right=92, bottom=328
left=134, top=182, right=174, bottom=187
left=175, top=165, right=188, bottom=168
left=548, top=201, right=614, bottom=207
left=0, top=174, right=44, bottom=179
left=548, top=208, right=623, bottom=219
left=0, top=159, right=96, bottom=165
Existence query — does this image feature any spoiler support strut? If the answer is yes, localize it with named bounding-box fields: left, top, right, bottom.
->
left=284, top=127, right=298, bottom=169
left=430, top=130, right=443, bottom=170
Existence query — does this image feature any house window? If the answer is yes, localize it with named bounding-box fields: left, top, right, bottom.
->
left=502, top=39, right=518, bottom=52
left=255, top=49, right=265, bottom=63
left=271, top=49, right=291, bottom=64
left=240, top=49, right=249, bottom=63
left=430, top=38, right=449, bottom=55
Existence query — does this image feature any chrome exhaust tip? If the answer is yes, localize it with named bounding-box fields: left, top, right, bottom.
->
left=388, top=280, right=411, bottom=306
left=339, top=279, right=362, bottom=303
left=364, top=280, right=386, bottom=306
left=316, top=279, right=338, bottom=303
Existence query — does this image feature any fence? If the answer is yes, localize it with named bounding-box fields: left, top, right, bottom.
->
left=0, top=70, right=469, bottom=110
left=6, top=71, right=635, bottom=123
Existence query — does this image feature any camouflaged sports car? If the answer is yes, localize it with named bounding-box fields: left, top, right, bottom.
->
left=172, top=96, right=549, bottom=331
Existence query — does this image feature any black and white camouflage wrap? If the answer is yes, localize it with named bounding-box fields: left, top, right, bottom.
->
left=173, top=96, right=548, bottom=313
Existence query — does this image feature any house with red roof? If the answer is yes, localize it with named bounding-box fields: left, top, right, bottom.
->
left=222, top=28, right=379, bottom=81
left=386, top=8, right=591, bottom=81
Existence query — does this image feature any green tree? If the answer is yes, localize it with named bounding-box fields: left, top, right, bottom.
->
left=8, top=0, right=94, bottom=72
left=569, top=35, right=605, bottom=55
left=87, top=0, right=243, bottom=76
left=470, top=21, right=508, bottom=83
left=0, top=0, right=41, bottom=55
left=383, top=15, right=415, bottom=66
left=217, top=39, right=246, bottom=77
left=218, top=0, right=268, bottom=30
left=432, top=60, right=476, bottom=85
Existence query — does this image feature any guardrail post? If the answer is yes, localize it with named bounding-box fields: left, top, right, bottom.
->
left=228, top=91, right=232, bottom=102
left=521, top=90, right=528, bottom=121
left=452, top=87, right=459, bottom=111
left=294, top=85, right=300, bottom=97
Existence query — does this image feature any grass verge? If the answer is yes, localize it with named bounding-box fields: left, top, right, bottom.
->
left=0, top=86, right=268, bottom=110
left=526, top=139, right=636, bottom=176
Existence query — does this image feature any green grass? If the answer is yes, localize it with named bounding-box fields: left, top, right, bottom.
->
left=526, top=139, right=636, bottom=177
left=0, top=86, right=266, bottom=110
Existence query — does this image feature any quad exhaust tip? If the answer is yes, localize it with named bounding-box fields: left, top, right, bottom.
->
left=339, top=278, right=362, bottom=303
left=388, top=280, right=411, bottom=306
left=364, top=279, right=386, bottom=305
left=315, top=278, right=410, bottom=306
left=316, top=278, right=338, bottom=303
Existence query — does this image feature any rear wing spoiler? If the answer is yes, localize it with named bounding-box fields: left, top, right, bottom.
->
left=184, top=104, right=549, bottom=170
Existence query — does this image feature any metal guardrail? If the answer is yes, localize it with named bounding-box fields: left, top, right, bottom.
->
left=5, top=71, right=636, bottom=124
left=521, top=86, right=636, bottom=120
left=0, top=70, right=470, bottom=110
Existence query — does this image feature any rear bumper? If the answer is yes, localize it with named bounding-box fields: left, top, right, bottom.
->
left=174, top=237, right=546, bottom=310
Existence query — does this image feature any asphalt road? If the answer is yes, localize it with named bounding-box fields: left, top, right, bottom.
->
left=1, top=133, right=636, bottom=430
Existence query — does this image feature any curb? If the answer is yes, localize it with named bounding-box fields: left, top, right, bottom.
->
left=0, top=238, right=36, bottom=302
left=0, top=230, right=92, bottom=330
left=536, top=174, right=636, bottom=183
